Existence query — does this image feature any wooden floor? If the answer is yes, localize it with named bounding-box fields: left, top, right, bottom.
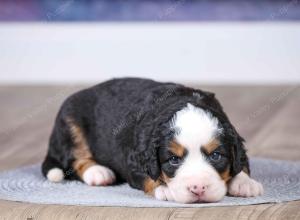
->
left=0, top=84, right=299, bottom=220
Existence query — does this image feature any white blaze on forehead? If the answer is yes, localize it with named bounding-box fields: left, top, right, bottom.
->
left=171, top=103, right=222, bottom=149
left=165, top=103, right=226, bottom=203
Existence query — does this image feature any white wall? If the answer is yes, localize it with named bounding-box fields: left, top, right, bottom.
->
left=0, top=22, right=299, bottom=84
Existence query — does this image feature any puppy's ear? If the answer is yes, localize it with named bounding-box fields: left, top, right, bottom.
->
left=230, top=130, right=249, bottom=176
left=134, top=121, right=161, bottom=181
left=144, top=143, right=161, bottom=180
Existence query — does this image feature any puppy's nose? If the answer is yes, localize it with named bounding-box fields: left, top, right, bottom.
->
left=188, top=184, right=207, bottom=196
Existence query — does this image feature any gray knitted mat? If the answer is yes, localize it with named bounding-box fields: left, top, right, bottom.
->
left=0, top=158, right=300, bottom=207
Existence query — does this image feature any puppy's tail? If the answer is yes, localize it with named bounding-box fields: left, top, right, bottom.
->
left=42, top=155, right=64, bottom=183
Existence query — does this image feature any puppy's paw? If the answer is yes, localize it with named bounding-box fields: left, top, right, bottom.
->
left=47, top=168, right=64, bottom=182
left=154, top=185, right=174, bottom=201
left=228, top=171, right=263, bottom=197
left=82, top=165, right=116, bottom=186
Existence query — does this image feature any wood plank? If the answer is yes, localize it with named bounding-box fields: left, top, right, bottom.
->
left=0, top=200, right=300, bottom=220
left=0, top=85, right=83, bottom=171
left=248, top=86, right=300, bottom=160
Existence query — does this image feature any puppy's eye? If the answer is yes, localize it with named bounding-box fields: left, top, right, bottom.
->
left=209, top=151, right=222, bottom=162
left=169, top=156, right=181, bottom=166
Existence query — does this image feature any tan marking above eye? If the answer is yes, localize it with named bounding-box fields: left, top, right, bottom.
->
left=169, top=140, right=185, bottom=157
left=202, top=138, right=220, bottom=154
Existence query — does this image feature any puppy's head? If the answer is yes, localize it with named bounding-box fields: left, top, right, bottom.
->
left=158, top=103, right=231, bottom=203
left=136, top=89, right=248, bottom=203
left=146, top=103, right=246, bottom=203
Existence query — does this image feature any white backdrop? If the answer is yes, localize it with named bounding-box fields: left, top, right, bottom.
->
left=0, top=22, right=299, bottom=84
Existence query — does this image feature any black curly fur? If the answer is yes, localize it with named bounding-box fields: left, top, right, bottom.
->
left=42, top=77, right=249, bottom=190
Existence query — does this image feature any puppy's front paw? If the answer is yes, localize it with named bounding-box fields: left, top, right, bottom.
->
left=82, top=165, right=116, bottom=186
left=154, top=185, right=174, bottom=201
left=228, top=171, right=263, bottom=197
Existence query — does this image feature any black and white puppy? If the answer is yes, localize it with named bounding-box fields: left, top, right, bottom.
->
left=42, top=78, right=263, bottom=203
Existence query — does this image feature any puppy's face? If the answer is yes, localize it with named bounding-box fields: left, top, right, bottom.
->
left=158, top=103, right=233, bottom=203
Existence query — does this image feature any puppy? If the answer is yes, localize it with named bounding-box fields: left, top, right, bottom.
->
left=42, top=78, right=263, bottom=203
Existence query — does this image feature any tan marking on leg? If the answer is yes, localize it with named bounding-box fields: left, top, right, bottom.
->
left=73, top=159, right=97, bottom=178
left=66, top=117, right=96, bottom=179
left=203, top=138, right=220, bottom=154
left=143, top=177, right=162, bottom=195
left=160, top=171, right=171, bottom=184
left=220, top=167, right=232, bottom=183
